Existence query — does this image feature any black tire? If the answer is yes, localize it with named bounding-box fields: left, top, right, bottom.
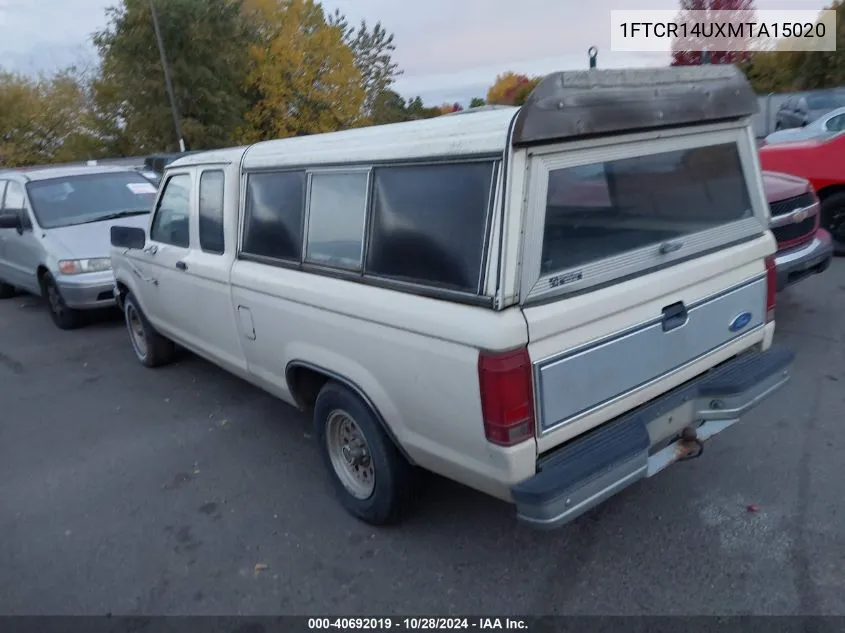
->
left=0, top=281, right=15, bottom=299
left=123, top=292, right=175, bottom=368
left=820, top=191, right=845, bottom=256
left=314, top=381, right=415, bottom=526
left=41, top=273, right=84, bottom=330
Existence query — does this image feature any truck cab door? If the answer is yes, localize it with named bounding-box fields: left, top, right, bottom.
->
left=137, top=170, right=194, bottom=342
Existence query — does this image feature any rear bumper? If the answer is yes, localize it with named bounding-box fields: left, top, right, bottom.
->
left=510, top=345, right=794, bottom=529
left=56, top=270, right=117, bottom=309
left=774, top=229, right=833, bottom=291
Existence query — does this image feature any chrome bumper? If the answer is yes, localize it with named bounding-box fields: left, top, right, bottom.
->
left=511, top=346, right=794, bottom=530
left=774, top=229, right=833, bottom=291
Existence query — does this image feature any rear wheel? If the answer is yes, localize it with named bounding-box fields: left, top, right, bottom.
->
left=820, top=191, right=845, bottom=255
left=41, top=273, right=83, bottom=330
left=124, top=293, right=175, bottom=367
left=0, top=281, right=15, bottom=299
left=314, top=381, right=415, bottom=526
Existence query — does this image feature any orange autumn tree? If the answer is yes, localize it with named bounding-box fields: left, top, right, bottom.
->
left=239, top=0, right=366, bottom=142
left=486, top=72, right=541, bottom=106
left=438, top=102, right=463, bottom=114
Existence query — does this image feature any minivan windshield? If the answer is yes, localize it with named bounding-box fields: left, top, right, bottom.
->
left=26, top=171, right=158, bottom=229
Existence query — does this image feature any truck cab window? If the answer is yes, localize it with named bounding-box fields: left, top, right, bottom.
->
left=150, top=174, right=191, bottom=248
left=199, top=170, right=225, bottom=254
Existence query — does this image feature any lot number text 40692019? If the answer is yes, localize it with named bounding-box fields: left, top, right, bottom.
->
left=307, top=617, right=529, bottom=630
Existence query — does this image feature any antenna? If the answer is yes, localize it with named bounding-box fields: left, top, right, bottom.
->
left=588, top=46, right=598, bottom=69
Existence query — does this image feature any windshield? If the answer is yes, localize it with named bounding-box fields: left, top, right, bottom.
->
left=26, top=172, right=157, bottom=229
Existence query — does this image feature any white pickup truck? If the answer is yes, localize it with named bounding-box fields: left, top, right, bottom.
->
left=110, top=65, right=794, bottom=529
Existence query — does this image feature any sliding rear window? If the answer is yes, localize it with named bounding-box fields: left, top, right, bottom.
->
left=540, top=143, right=753, bottom=276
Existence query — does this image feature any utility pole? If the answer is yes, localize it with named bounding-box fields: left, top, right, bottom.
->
left=149, top=0, right=186, bottom=153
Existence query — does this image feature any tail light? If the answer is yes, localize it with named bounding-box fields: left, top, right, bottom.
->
left=765, top=255, right=777, bottom=322
left=478, top=347, right=535, bottom=446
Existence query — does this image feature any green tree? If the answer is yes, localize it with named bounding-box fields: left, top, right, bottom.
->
left=788, top=0, right=845, bottom=90
left=328, top=10, right=402, bottom=119
left=405, top=96, right=442, bottom=119
left=93, top=0, right=253, bottom=153
left=469, top=97, right=486, bottom=108
left=370, top=88, right=412, bottom=124
left=239, top=0, right=365, bottom=141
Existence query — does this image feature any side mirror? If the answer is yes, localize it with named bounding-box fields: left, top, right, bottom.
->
left=0, top=212, right=21, bottom=230
left=111, top=225, right=146, bottom=250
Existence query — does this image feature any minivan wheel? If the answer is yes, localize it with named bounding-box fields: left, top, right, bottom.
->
left=821, top=191, right=845, bottom=255
left=0, top=281, right=15, bottom=299
left=314, top=381, right=415, bottom=526
left=123, top=293, right=175, bottom=367
left=41, top=273, right=83, bottom=330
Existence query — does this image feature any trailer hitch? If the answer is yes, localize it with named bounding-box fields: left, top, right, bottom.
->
left=677, top=426, right=704, bottom=461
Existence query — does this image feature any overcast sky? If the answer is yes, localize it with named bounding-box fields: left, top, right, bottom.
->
left=0, top=0, right=831, bottom=105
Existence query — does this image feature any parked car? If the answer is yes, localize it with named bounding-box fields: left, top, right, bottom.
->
left=775, top=89, right=845, bottom=131
left=762, top=171, right=833, bottom=289
left=758, top=132, right=845, bottom=254
left=0, top=165, right=158, bottom=329
left=110, top=65, right=793, bottom=529
left=765, top=106, right=845, bottom=145
left=135, top=168, right=162, bottom=187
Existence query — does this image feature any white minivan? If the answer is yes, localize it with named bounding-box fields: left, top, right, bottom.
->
left=110, top=66, right=794, bottom=528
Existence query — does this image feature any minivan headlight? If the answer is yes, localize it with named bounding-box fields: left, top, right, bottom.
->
left=58, top=258, right=112, bottom=274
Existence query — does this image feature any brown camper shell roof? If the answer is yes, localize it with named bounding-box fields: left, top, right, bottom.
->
left=511, top=64, right=758, bottom=147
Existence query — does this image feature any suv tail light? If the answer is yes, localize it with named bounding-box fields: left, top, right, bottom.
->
left=765, top=255, right=777, bottom=322
left=478, top=347, right=535, bottom=446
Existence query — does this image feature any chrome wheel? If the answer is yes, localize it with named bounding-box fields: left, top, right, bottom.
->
left=125, top=302, right=148, bottom=360
left=326, top=410, right=375, bottom=500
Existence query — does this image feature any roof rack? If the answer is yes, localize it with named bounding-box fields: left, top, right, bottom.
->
left=511, top=64, right=758, bottom=147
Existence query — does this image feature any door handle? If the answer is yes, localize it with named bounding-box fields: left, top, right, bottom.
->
left=175, top=261, right=188, bottom=271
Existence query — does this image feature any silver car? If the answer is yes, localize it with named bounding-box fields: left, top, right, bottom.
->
left=765, top=106, right=845, bottom=145
left=0, top=165, right=157, bottom=329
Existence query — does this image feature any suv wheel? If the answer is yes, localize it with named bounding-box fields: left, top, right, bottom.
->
left=41, top=273, right=83, bottom=330
left=0, top=281, right=15, bottom=299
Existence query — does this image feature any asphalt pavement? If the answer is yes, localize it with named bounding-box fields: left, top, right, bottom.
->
left=1, top=262, right=844, bottom=616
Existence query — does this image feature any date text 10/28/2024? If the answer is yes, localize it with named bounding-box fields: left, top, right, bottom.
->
left=307, top=618, right=529, bottom=631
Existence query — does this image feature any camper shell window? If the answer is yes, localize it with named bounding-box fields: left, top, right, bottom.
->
left=242, top=171, right=306, bottom=261
left=305, top=171, right=369, bottom=270
left=366, top=161, right=497, bottom=294
left=541, top=143, right=753, bottom=276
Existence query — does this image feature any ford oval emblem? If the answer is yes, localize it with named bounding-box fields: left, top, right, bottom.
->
left=729, top=311, right=753, bottom=332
